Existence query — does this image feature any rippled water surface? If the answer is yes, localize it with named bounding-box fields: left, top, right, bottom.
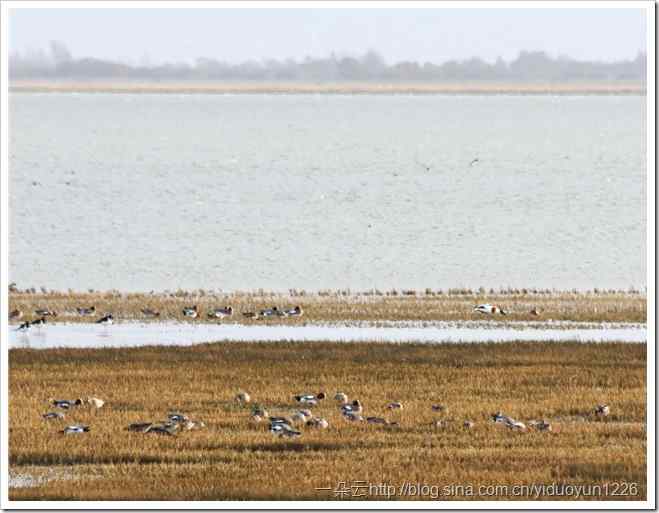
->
left=10, top=93, right=646, bottom=291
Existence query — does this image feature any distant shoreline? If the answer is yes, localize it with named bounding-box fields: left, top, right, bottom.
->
left=9, top=80, right=646, bottom=95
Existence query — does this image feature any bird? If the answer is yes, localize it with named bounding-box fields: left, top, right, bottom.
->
left=86, top=397, right=105, bottom=409
left=76, top=306, right=96, bottom=316
left=242, top=312, right=259, bottom=319
left=96, top=314, right=113, bottom=325
left=50, top=399, right=83, bottom=410
left=414, top=157, right=431, bottom=172
left=167, top=413, right=189, bottom=424
left=341, top=400, right=363, bottom=415
left=431, top=404, right=448, bottom=413
left=595, top=404, right=610, bottom=417
left=62, top=425, right=90, bottom=434
left=469, top=157, right=480, bottom=167
left=208, top=306, right=233, bottom=318
left=42, top=412, right=65, bottom=420
left=16, top=321, right=31, bottom=332
left=343, top=412, right=364, bottom=422
left=182, top=306, right=199, bottom=318
left=34, top=309, right=57, bottom=317
left=9, top=309, right=23, bottom=320
left=294, top=392, right=326, bottom=405
left=366, top=416, right=397, bottom=426
left=529, top=419, right=552, bottom=432
left=283, top=306, right=303, bottom=317
left=141, top=308, right=160, bottom=318
left=259, top=306, right=280, bottom=318
left=268, top=416, right=293, bottom=425
left=145, top=424, right=177, bottom=436
left=492, top=412, right=526, bottom=431
left=128, top=422, right=154, bottom=433
left=31, top=317, right=47, bottom=327
left=334, top=392, right=349, bottom=404
left=473, top=304, right=507, bottom=315
left=463, top=420, right=475, bottom=429
left=387, top=402, right=403, bottom=410
left=183, top=420, right=206, bottom=431
left=269, top=422, right=301, bottom=438
left=306, top=417, right=329, bottom=429
left=235, top=392, right=251, bottom=404
left=530, top=307, right=540, bottom=316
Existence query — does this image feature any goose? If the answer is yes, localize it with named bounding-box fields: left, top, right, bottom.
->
left=35, top=309, right=57, bottom=317
left=50, top=398, right=83, bottom=410
left=96, top=314, right=113, bottom=325
left=86, top=397, right=105, bottom=409
left=62, top=425, right=90, bottom=434
left=387, top=402, right=403, bottom=410
left=270, top=422, right=301, bottom=437
left=141, top=308, right=160, bottom=318
left=474, top=304, right=507, bottom=315
left=235, top=392, right=251, bottom=404
left=431, top=404, right=448, bottom=413
left=294, top=392, right=326, bottom=405
left=595, top=404, right=610, bottom=417
left=341, top=400, right=363, bottom=415
left=76, top=306, right=96, bottom=316
left=306, top=417, right=329, bottom=429
left=128, top=422, right=154, bottom=433
left=208, top=306, right=233, bottom=318
left=182, top=306, right=199, bottom=318
left=284, top=306, right=303, bottom=317
left=43, top=412, right=65, bottom=420
left=9, top=309, right=23, bottom=320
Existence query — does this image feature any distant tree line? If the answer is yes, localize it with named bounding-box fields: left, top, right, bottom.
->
left=9, top=41, right=646, bottom=82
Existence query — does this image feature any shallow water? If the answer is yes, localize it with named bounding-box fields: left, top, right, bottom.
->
left=8, top=322, right=646, bottom=349
left=10, top=93, right=646, bottom=291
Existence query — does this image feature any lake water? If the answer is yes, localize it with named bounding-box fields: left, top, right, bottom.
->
left=9, top=93, right=646, bottom=292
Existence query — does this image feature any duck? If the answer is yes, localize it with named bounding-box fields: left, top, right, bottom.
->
left=343, top=412, right=364, bottom=422
left=492, top=412, right=526, bottom=430
left=251, top=405, right=268, bottom=418
left=387, top=402, right=403, bottom=410
left=595, top=404, right=610, bottom=417
left=284, top=306, right=303, bottom=317
left=294, top=392, right=326, bottom=405
left=235, top=392, right=251, bottom=404
left=366, top=416, right=396, bottom=426
left=431, top=404, right=448, bottom=413
left=530, top=307, right=540, bottom=316
left=182, top=306, right=199, bottom=318
left=76, top=306, right=96, bottom=316
left=42, top=412, right=65, bottom=420
left=341, top=400, right=363, bottom=415
left=86, top=397, right=105, bottom=409
left=529, top=419, right=552, bottom=432
left=269, top=422, right=301, bottom=437
left=290, top=412, right=308, bottom=424
left=306, top=417, right=329, bottom=429
left=16, top=321, right=31, bottom=332
left=35, top=309, right=57, bottom=317
left=50, top=398, right=83, bottom=410
left=474, top=304, right=507, bottom=315
left=141, top=308, right=160, bottom=318
left=62, top=425, right=90, bottom=434
left=259, top=306, right=280, bottom=318
left=128, top=422, right=154, bottom=433
left=208, top=306, right=233, bottom=318
left=463, top=420, right=475, bottom=429
left=268, top=416, right=293, bottom=425
left=334, top=392, right=349, bottom=404
left=9, top=309, right=23, bottom=320
left=96, top=314, right=113, bottom=325
left=167, top=412, right=189, bottom=424
left=31, top=317, right=47, bottom=327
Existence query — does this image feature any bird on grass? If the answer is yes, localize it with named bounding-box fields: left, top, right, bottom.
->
left=128, top=422, right=154, bottom=433
left=367, top=416, right=397, bottom=426
left=141, top=308, right=160, bottom=318
left=595, top=404, right=610, bottom=418
left=341, top=400, right=363, bottom=415
left=284, top=306, right=303, bottom=317
left=529, top=419, right=552, bottom=432
left=530, top=307, right=541, bottom=316
left=96, top=314, right=113, bottom=325
left=294, top=392, right=326, bottom=406
left=270, top=422, right=301, bottom=438
left=463, top=420, right=475, bottom=429
left=76, top=306, right=96, bottom=316
left=387, top=402, right=403, bottom=410
left=31, top=317, right=47, bottom=328
left=242, top=311, right=259, bottom=319
left=9, top=309, right=23, bottom=320
left=306, top=417, right=329, bottom=429
left=85, top=397, right=105, bottom=409
left=208, top=306, right=233, bottom=318
left=34, top=308, right=57, bottom=317
left=16, top=321, right=31, bottom=332
left=473, top=304, right=507, bottom=315
left=431, top=404, right=448, bottom=413
left=259, top=306, right=282, bottom=318
left=62, top=425, right=90, bottom=434
left=43, top=412, right=65, bottom=420
left=235, top=392, right=251, bottom=404
left=182, top=306, right=199, bottom=318
left=50, top=398, right=83, bottom=410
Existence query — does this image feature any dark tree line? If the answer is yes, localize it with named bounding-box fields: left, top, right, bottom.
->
left=10, top=42, right=646, bottom=81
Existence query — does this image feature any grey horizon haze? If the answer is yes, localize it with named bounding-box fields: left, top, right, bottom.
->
left=9, top=7, right=647, bottom=65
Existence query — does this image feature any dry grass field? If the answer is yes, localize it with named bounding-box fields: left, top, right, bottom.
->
left=9, top=341, right=646, bottom=501
left=10, top=80, right=646, bottom=95
left=8, top=289, right=647, bottom=325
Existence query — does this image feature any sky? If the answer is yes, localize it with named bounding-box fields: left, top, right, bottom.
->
left=8, top=6, right=648, bottom=65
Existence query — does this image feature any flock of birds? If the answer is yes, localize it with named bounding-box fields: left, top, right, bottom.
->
left=10, top=304, right=306, bottom=332
left=11, top=302, right=540, bottom=333
left=42, top=390, right=612, bottom=438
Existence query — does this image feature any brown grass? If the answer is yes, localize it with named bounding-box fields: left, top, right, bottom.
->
left=9, top=341, right=646, bottom=501
left=9, top=289, right=647, bottom=324
left=9, top=80, right=646, bottom=95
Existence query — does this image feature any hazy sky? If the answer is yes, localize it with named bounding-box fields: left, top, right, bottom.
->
left=9, top=6, right=647, bottom=65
